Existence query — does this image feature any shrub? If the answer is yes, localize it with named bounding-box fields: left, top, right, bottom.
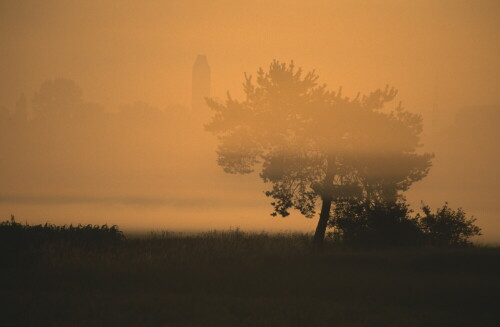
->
left=0, top=215, right=125, bottom=252
left=329, top=200, right=423, bottom=247
left=329, top=200, right=482, bottom=247
left=417, top=203, right=481, bottom=246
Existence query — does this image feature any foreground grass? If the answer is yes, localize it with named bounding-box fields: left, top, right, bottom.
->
left=1, top=225, right=499, bottom=326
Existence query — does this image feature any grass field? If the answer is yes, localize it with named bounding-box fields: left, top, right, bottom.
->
left=1, top=223, right=499, bottom=326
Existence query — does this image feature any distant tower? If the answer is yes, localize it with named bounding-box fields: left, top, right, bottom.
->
left=431, top=79, right=439, bottom=134
left=191, top=55, right=211, bottom=114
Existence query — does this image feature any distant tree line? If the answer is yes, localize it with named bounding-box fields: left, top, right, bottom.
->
left=0, top=78, right=209, bottom=191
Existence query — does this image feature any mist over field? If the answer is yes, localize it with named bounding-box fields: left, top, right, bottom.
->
left=0, top=0, right=498, bottom=242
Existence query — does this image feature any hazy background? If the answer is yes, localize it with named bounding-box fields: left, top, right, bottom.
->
left=0, top=0, right=498, bottom=242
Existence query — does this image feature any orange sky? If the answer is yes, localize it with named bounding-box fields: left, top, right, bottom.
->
left=1, top=0, right=498, bottom=112
left=0, top=0, right=499, bottom=242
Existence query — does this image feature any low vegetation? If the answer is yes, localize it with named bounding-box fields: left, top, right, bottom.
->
left=1, top=215, right=498, bottom=326
left=330, top=201, right=481, bottom=247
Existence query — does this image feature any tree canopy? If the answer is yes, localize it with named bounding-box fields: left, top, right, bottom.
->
left=206, top=61, right=433, bottom=246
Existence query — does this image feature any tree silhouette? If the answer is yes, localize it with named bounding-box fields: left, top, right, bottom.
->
left=32, top=78, right=84, bottom=120
left=206, top=61, right=433, bottom=247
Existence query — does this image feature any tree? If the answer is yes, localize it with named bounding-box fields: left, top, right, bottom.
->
left=206, top=61, right=433, bottom=248
left=32, top=78, right=84, bottom=120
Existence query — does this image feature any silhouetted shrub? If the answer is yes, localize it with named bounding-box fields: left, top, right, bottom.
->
left=329, top=200, right=482, bottom=247
left=329, top=200, right=423, bottom=247
left=417, top=203, right=481, bottom=246
left=0, top=215, right=125, bottom=262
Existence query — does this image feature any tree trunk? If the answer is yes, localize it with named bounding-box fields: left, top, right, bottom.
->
left=313, top=196, right=332, bottom=249
left=313, top=154, right=336, bottom=250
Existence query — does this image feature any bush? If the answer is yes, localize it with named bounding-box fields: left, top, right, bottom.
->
left=0, top=215, right=125, bottom=255
left=329, top=200, right=482, bottom=247
left=417, top=203, right=481, bottom=246
left=329, top=200, right=423, bottom=247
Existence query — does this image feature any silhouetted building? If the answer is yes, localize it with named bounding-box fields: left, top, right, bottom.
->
left=191, top=55, right=211, bottom=114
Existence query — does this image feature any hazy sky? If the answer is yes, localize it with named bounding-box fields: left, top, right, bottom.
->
left=1, top=0, right=498, bottom=112
left=0, top=0, right=499, bottom=241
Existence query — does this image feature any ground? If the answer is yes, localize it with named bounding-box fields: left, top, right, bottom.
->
left=1, top=230, right=499, bottom=326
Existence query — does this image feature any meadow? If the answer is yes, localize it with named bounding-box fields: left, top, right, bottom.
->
left=1, top=219, right=499, bottom=326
